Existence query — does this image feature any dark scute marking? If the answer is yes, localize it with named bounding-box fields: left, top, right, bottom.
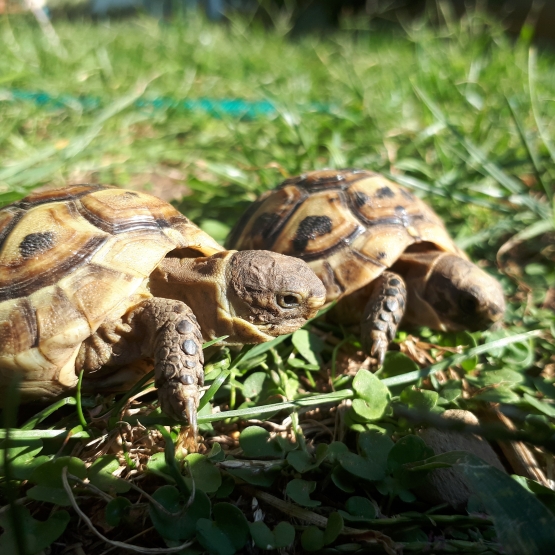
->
left=182, top=339, right=197, bottom=356
left=0, top=235, right=108, bottom=302
left=155, top=218, right=171, bottom=229
left=185, top=359, right=197, bottom=369
left=254, top=212, right=281, bottom=241
left=379, top=312, right=392, bottom=322
left=375, top=186, right=395, bottom=199
left=13, top=185, right=107, bottom=210
left=353, top=191, right=369, bottom=208
left=400, top=188, right=414, bottom=201
left=385, top=287, right=398, bottom=297
left=389, top=278, right=401, bottom=286
left=19, top=231, right=55, bottom=259
left=373, top=320, right=387, bottom=331
left=293, top=215, right=333, bottom=252
left=394, top=205, right=407, bottom=215
left=377, top=251, right=387, bottom=260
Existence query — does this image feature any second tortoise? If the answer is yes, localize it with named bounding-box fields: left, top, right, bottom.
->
left=227, top=169, right=505, bottom=364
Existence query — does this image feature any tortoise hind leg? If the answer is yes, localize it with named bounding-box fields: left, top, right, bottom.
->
left=130, top=297, right=204, bottom=436
left=360, top=271, right=407, bottom=366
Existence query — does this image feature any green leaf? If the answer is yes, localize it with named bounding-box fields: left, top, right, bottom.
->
left=185, top=453, right=222, bottom=493
left=242, top=372, right=267, bottom=399
left=339, top=452, right=387, bottom=482
left=324, top=512, right=343, bottom=544
left=441, top=380, right=463, bottom=402
left=105, top=497, right=132, bottom=527
left=212, top=503, right=250, bottom=550
left=215, top=474, right=236, bottom=499
left=286, top=479, right=321, bottom=507
left=358, top=430, right=394, bottom=467
left=0, top=505, right=70, bottom=554
left=351, top=369, right=390, bottom=421
left=29, top=456, right=87, bottom=488
left=88, top=455, right=131, bottom=493
left=226, top=464, right=281, bottom=487
left=387, top=435, right=434, bottom=473
left=287, top=443, right=328, bottom=473
left=273, top=521, right=296, bottom=548
left=292, top=329, right=326, bottom=366
left=380, top=351, right=419, bottom=378
left=249, top=520, right=295, bottom=549
left=331, top=465, right=356, bottom=493
left=343, top=496, right=377, bottom=520
left=196, top=519, right=236, bottom=555
left=0, top=438, right=43, bottom=472
left=400, top=386, right=439, bottom=411
left=239, top=426, right=283, bottom=458
left=456, top=332, right=478, bottom=371
left=27, top=485, right=74, bottom=506
left=301, top=526, right=325, bottom=552
left=472, top=387, right=520, bottom=403
left=149, top=485, right=210, bottom=541
left=249, top=521, right=275, bottom=550
left=146, top=452, right=175, bottom=483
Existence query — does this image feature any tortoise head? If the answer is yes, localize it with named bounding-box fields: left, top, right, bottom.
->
left=226, top=250, right=326, bottom=340
left=417, top=254, right=505, bottom=332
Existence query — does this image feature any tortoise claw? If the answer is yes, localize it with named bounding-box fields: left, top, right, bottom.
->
left=185, top=396, right=198, bottom=439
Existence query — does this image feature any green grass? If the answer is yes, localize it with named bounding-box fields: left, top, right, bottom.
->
left=0, top=8, right=554, bottom=555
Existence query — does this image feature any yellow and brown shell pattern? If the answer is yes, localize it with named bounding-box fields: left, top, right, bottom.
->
left=0, top=185, right=221, bottom=400
left=228, top=169, right=465, bottom=303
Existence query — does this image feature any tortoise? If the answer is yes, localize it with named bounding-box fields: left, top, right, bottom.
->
left=227, top=169, right=505, bottom=364
left=0, top=185, right=326, bottom=434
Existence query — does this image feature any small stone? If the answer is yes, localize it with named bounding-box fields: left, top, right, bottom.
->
left=182, top=339, right=197, bottom=356
left=176, top=320, right=194, bottom=334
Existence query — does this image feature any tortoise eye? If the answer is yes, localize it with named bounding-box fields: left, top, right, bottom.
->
left=458, top=294, right=477, bottom=314
left=277, top=293, right=302, bottom=308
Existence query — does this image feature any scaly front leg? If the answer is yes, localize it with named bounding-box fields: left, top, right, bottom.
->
left=130, top=297, right=204, bottom=437
left=360, top=272, right=407, bottom=366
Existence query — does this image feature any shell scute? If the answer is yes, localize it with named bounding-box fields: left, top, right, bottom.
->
left=0, top=201, right=109, bottom=301
left=272, top=189, right=363, bottom=260
left=0, top=297, right=38, bottom=356
left=57, top=262, right=142, bottom=330
left=34, top=286, right=91, bottom=365
left=78, top=188, right=189, bottom=234
left=227, top=185, right=306, bottom=250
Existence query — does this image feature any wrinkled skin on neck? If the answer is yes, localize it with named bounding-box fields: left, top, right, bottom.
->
left=395, top=251, right=505, bottom=332
left=150, top=250, right=326, bottom=345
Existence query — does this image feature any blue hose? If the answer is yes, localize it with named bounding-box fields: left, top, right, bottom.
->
left=2, top=88, right=330, bottom=118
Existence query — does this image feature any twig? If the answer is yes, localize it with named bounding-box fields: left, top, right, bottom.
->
left=98, top=527, right=156, bottom=555
left=61, top=467, right=194, bottom=554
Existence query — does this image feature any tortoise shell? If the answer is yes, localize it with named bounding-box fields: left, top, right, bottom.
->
left=228, top=169, right=466, bottom=303
left=0, top=185, right=222, bottom=400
